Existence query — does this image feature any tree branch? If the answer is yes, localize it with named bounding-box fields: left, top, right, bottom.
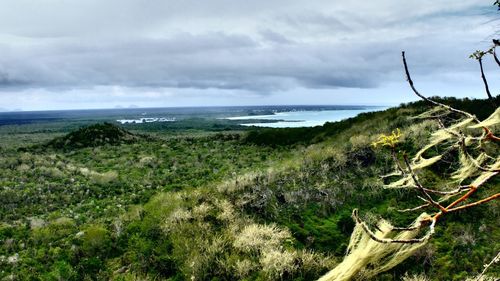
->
left=397, top=203, right=430, bottom=213
left=475, top=251, right=500, bottom=281
left=493, top=39, right=500, bottom=67
left=403, top=154, right=447, bottom=212
left=494, top=48, right=500, bottom=67
left=477, top=57, right=495, bottom=105
left=446, top=193, right=500, bottom=213
left=402, top=51, right=480, bottom=122
left=391, top=149, right=406, bottom=176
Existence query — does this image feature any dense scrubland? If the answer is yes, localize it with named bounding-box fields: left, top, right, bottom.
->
left=0, top=97, right=498, bottom=280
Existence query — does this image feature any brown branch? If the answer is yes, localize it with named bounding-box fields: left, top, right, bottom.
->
left=484, top=127, right=500, bottom=142
left=402, top=51, right=480, bottom=122
left=445, top=185, right=477, bottom=210
left=391, top=149, right=406, bottom=176
left=446, top=193, right=500, bottom=213
left=443, top=164, right=499, bottom=211
left=403, top=154, right=447, bottom=212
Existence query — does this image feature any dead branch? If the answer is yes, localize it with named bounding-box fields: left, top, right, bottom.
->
left=477, top=56, right=495, bottom=104
left=475, top=251, right=500, bottom=281
left=391, top=149, right=406, bottom=176
left=493, top=39, right=500, bottom=67
left=403, top=154, right=447, bottom=212
left=397, top=203, right=430, bottom=213
left=402, top=51, right=479, bottom=122
left=421, top=186, right=470, bottom=195
left=494, top=48, right=500, bottom=67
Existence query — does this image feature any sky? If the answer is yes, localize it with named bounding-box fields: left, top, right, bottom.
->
left=0, top=0, right=498, bottom=111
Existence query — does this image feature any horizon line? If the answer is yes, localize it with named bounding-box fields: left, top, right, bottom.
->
left=0, top=104, right=393, bottom=114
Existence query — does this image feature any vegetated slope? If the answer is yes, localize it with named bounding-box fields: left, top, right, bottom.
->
left=0, top=98, right=498, bottom=281
left=117, top=98, right=496, bottom=280
left=0, top=131, right=288, bottom=222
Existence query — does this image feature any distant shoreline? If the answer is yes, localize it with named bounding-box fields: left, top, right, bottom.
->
left=0, top=104, right=387, bottom=114
left=0, top=105, right=388, bottom=127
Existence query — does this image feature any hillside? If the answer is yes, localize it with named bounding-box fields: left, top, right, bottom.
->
left=0, top=98, right=498, bottom=280
left=46, top=122, right=141, bottom=150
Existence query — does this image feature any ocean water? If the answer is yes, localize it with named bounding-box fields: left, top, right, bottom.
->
left=0, top=105, right=386, bottom=128
left=226, top=108, right=386, bottom=128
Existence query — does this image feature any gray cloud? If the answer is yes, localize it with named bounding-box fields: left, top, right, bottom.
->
left=0, top=0, right=497, bottom=110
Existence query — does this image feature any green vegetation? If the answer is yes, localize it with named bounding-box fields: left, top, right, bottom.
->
left=0, top=98, right=498, bottom=280
left=45, top=123, right=141, bottom=150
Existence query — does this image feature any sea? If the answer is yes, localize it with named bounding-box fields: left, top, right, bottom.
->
left=0, top=105, right=387, bottom=128
left=226, top=107, right=385, bottom=128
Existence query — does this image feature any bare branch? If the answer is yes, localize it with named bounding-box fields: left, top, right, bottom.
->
left=406, top=184, right=470, bottom=196
left=391, top=149, right=406, bottom=176
left=477, top=57, right=495, bottom=105
left=446, top=193, right=500, bottom=213
left=403, top=154, right=447, bottom=212
left=397, top=203, right=430, bottom=213
left=493, top=39, right=500, bottom=67
left=402, top=51, right=479, bottom=122
left=421, top=186, right=470, bottom=195
left=475, top=251, right=500, bottom=281
left=494, top=48, right=500, bottom=67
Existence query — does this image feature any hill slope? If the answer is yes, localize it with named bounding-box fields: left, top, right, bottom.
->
left=0, top=98, right=498, bottom=280
left=46, top=122, right=140, bottom=149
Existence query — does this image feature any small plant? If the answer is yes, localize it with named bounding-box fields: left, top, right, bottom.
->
left=371, top=128, right=402, bottom=149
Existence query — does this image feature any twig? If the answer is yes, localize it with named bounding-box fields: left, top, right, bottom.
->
left=397, top=203, right=430, bottom=213
left=403, top=154, right=447, bottom=212
left=484, top=127, right=500, bottom=142
left=477, top=56, right=496, bottom=106
left=421, top=186, right=469, bottom=195
left=494, top=48, right=500, bottom=67
left=391, top=149, right=406, bottom=176
left=475, top=251, right=500, bottom=281
left=402, top=51, right=480, bottom=122
left=493, top=39, right=500, bottom=67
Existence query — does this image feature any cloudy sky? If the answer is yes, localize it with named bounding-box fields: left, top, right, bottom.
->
left=0, top=0, right=498, bottom=111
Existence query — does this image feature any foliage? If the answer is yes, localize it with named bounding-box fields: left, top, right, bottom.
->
left=45, top=122, right=140, bottom=150
left=0, top=98, right=498, bottom=280
left=371, top=129, right=401, bottom=148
